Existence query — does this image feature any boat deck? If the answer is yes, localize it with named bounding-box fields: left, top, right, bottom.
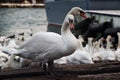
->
left=87, top=10, right=120, bottom=16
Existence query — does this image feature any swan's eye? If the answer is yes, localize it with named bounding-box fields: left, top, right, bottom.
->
left=69, top=19, right=73, bottom=23
left=80, top=11, right=84, bottom=13
left=80, top=11, right=87, bottom=19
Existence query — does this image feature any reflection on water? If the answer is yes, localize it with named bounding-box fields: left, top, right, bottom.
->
left=0, top=8, right=47, bottom=36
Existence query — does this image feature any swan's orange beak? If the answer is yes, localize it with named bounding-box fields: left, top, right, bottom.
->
left=69, top=19, right=74, bottom=29
left=70, top=22, right=74, bottom=29
left=80, top=12, right=87, bottom=19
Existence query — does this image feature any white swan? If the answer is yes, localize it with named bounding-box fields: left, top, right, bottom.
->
left=2, top=7, right=86, bottom=73
left=103, top=35, right=115, bottom=61
left=1, top=54, right=22, bottom=70
left=66, top=35, right=94, bottom=64
left=0, top=36, right=6, bottom=43
left=115, top=32, right=120, bottom=61
left=84, top=37, right=93, bottom=57
left=92, top=39, right=104, bottom=61
left=0, top=40, right=21, bottom=69
left=54, top=57, right=67, bottom=64
left=7, top=38, right=18, bottom=48
left=0, top=56, right=8, bottom=68
left=0, top=43, right=9, bottom=66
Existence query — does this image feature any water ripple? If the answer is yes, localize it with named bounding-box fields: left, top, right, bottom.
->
left=0, top=8, right=47, bottom=36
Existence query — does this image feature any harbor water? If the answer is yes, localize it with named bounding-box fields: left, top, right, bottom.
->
left=0, top=8, right=47, bottom=36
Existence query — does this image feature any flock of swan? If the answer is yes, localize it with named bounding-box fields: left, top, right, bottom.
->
left=0, top=7, right=120, bottom=74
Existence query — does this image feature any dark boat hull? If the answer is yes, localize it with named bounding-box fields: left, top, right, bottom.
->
left=45, top=0, right=120, bottom=34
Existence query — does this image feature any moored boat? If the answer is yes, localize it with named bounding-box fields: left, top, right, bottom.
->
left=45, top=0, right=120, bottom=34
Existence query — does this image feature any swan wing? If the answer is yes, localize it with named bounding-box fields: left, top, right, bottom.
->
left=19, top=32, right=65, bottom=54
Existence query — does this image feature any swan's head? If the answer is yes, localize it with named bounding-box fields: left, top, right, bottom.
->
left=0, top=56, right=8, bottom=63
left=88, top=37, right=93, bottom=42
left=65, top=14, right=75, bottom=29
left=14, top=56, right=21, bottom=62
left=70, top=7, right=87, bottom=19
left=78, top=35, right=84, bottom=43
left=117, top=32, right=120, bottom=36
left=106, top=35, right=112, bottom=42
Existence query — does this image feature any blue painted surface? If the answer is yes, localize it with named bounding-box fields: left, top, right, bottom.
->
left=45, top=0, right=88, bottom=24
left=89, top=0, right=120, bottom=10
left=45, top=0, right=120, bottom=24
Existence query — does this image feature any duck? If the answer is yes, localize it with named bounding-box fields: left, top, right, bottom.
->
left=2, top=7, right=87, bottom=74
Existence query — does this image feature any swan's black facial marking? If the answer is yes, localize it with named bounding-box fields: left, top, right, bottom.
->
left=80, top=10, right=84, bottom=14
left=14, top=57, right=21, bottom=62
left=69, top=19, right=73, bottom=23
left=69, top=18, right=74, bottom=29
left=79, top=11, right=87, bottom=19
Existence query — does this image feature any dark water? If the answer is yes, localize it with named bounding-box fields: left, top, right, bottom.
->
left=0, top=8, right=47, bottom=36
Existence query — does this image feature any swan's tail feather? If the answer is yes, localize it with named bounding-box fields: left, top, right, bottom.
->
left=2, top=47, right=18, bottom=55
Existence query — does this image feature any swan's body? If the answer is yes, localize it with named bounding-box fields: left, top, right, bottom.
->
left=7, top=39, right=18, bottom=48
left=0, top=36, right=6, bottom=43
left=0, top=44, right=9, bottom=67
left=1, top=54, right=22, bottom=70
left=115, top=49, right=120, bottom=61
left=115, top=32, right=120, bottom=61
left=66, top=36, right=93, bottom=64
left=2, top=7, right=87, bottom=73
left=66, top=48, right=93, bottom=64
left=18, top=31, right=77, bottom=61
left=54, top=57, right=67, bottom=64
left=103, top=35, right=115, bottom=61
left=0, top=40, right=22, bottom=69
left=92, top=39, right=104, bottom=61
left=84, top=37, right=93, bottom=57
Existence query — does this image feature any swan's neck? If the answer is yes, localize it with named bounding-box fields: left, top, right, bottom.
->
left=88, top=39, right=93, bottom=56
left=93, top=42, right=97, bottom=53
left=78, top=40, right=83, bottom=50
left=61, top=19, right=75, bottom=39
left=106, top=41, right=111, bottom=50
left=118, top=35, right=120, bottom=48
left=61, top=21, right=70, bottom=35
left=5, top=54, right=16, bottom=66
left=61, top=21, right=77, bottom=56
left=100, top=40, right=104, bottom=49
left=96, top=41, right=100, bottom=51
